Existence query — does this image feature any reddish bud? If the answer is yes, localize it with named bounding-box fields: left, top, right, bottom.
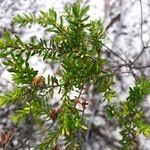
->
left=52, top=144, right=60, bottom=150
left=32, top=75, right=44, bottom=87
left=0, top=129, right=14, bottom=145
left=50, top=109, right=61, bottom=121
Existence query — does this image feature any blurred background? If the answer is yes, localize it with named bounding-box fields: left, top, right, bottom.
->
left=0, top=0, right=150, bottom=149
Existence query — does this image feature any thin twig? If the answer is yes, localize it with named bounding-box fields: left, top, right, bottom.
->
left=131, top=0, right=145, bottom=66
left=139, top=0, right=144, bottom=47
left=105, top=14, right=121, bottom=31
left=102, top=43, right=126, bottom=63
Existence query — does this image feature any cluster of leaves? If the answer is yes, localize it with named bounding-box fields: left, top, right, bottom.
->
left=0, top=1, right=115, bottom=149
left=0, top=0, right=149, bottom=149
left=106, top=78, right=150, bottom=150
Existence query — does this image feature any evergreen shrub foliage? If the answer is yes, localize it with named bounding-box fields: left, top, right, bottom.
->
left=0, top=0, right=149, bottom=149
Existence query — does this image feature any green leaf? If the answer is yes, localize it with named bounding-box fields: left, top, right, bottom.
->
left=13, top=13, right=36, bottom=26
left=0, top=96, right=6, bottom=106
left=143, top=128, right=150, bottom=136
left=47, top=75, right=51, bottom=85
left=72, top=2, right=80, bottom=18
left=11, top=110, right=26, bottom=123
left=106, top=105, right=116, bottom=118
left=80, top=5, right=89, bottom=17
left=3, top=32, right=11, bottom=39
left=0, top=39, right=5, bottom=49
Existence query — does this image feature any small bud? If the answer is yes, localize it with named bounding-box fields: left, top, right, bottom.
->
left=49, top=109, right=61, bottom=121
left=32, top=75, right=44, bottom=87
left=52, top=144, right=60, bottom=150
left=0, top=128, right=14, bottom=145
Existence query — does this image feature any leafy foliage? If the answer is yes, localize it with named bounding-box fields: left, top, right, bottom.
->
left=106, top=79, right=150, bottom=149
left=0, top=0, right=149, bottom=149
